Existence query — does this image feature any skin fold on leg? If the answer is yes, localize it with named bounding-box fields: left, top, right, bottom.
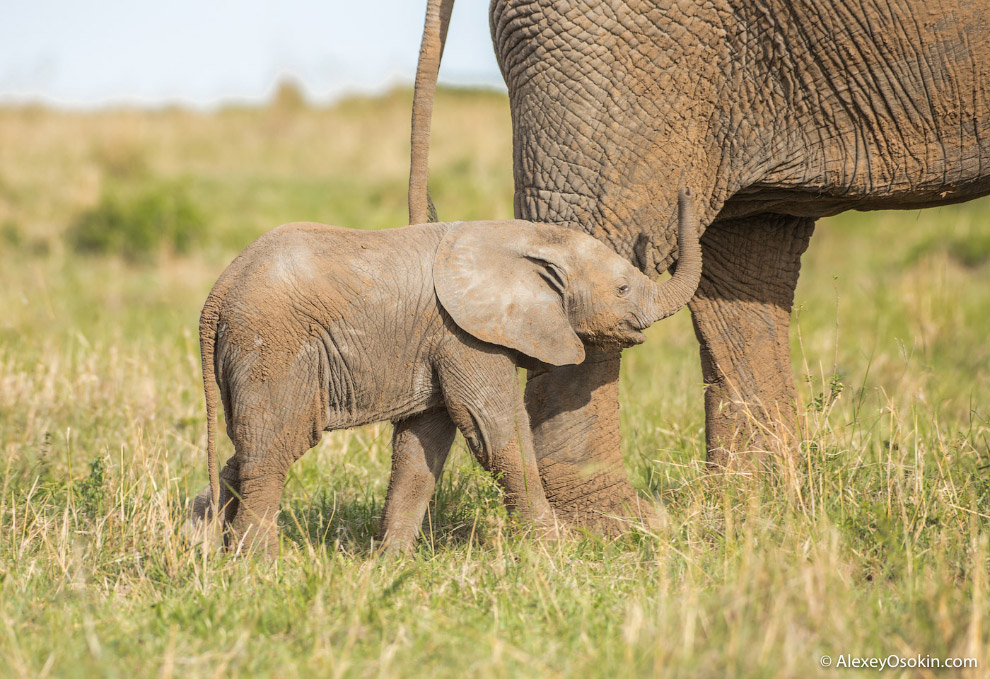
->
left=378, top=409, right=458, bottom=554
left=688, top=214, right=816, bottom=469
left=455, top=395, right=558, bottom=535
left=484, top=398, right=558, bottom=532
left=438, top=348, right=558, bottom=537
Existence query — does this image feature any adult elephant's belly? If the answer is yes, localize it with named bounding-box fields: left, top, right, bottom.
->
left=718, top=173, right=990, bottom=222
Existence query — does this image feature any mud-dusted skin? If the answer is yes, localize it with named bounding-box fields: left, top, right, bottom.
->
left=194, top=213, right=701, bottom=555
left=494, top=0, right=990, bottom=263
left=482, top=0, right=990, bottom=513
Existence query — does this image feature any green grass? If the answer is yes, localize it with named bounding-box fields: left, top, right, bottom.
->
left=1, top=89, right=989, bottom=678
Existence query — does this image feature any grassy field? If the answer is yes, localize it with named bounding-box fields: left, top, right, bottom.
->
left=1, top=88, right=989, bottom=678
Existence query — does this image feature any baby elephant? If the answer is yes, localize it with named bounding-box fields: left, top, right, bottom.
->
left=193, top=188, right=701, bottom=555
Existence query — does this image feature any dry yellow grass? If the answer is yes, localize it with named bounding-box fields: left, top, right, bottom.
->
left=1, top=89, right=989, bottom=677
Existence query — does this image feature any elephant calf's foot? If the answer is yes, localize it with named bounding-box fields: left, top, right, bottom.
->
left=180, top=483, right=226, bottom=551
left=512, top=505, right=563, bottom=541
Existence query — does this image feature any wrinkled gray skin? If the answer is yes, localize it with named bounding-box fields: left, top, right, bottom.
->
left=410, top=0, right=990, bottom=532
left=192, top=200, right=700, bottom=556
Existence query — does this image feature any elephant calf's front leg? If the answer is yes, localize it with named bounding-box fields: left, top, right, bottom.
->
left=472, top=399, right=556, bottom=532
left=378, top=409, right=457, bottom=553
left=439, top=353, right=557, bottom=536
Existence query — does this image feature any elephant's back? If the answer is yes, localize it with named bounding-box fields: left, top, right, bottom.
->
left=243, top=221, right=447, bottom=285
left=213, top=221, right=446, bottom=318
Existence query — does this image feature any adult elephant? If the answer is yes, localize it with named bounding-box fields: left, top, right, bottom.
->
left=409, top=0, right=990, bottom=532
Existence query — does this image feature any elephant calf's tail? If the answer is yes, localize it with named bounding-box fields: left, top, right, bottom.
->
left=199, top=300, right=221, bottom=517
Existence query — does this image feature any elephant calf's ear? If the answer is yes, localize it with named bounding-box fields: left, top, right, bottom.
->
left=433, top=222, right=586, bottom=366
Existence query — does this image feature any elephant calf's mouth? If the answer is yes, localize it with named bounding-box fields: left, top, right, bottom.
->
left=618, top=320, right=647, bottom=346
left=576, top=321, right=646, bottom=348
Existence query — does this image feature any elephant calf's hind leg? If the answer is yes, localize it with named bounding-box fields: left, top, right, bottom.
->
left=225, top=351, right=327, bottom=557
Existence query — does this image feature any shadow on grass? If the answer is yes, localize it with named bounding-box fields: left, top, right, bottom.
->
left=278, top=460, right=506, bottom=557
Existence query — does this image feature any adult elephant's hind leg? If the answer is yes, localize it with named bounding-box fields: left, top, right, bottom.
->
left=526, top=346, right=657, bottom=535
left=688, top=214, right=815, bottom=469
left=378, top=409, right=457, bottom=554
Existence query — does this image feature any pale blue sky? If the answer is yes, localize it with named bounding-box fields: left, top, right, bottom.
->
left=0, top=0, right=505, bottom=108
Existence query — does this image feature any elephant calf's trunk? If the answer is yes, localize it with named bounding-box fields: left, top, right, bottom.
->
left=647, top=187, right=703, bottom=322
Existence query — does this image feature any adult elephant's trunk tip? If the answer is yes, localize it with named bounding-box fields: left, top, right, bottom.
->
left=647, top=187, right=703, bottom=322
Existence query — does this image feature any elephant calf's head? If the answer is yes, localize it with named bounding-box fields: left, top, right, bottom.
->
left=434, top=189, right=702, bottom=366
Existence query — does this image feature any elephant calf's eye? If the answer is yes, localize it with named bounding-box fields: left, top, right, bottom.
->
left=617, top=283, right=630, bottom=296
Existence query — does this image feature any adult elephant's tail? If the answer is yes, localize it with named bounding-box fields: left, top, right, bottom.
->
left=200, top=299, right=221, bottom=518
left=409, top=0, right=455, bottom=225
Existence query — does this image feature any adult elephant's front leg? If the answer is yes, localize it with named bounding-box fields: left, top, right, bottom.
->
left=525, top=346, right=656, bottom=535
left=688, top=213, right=815, bottom=468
